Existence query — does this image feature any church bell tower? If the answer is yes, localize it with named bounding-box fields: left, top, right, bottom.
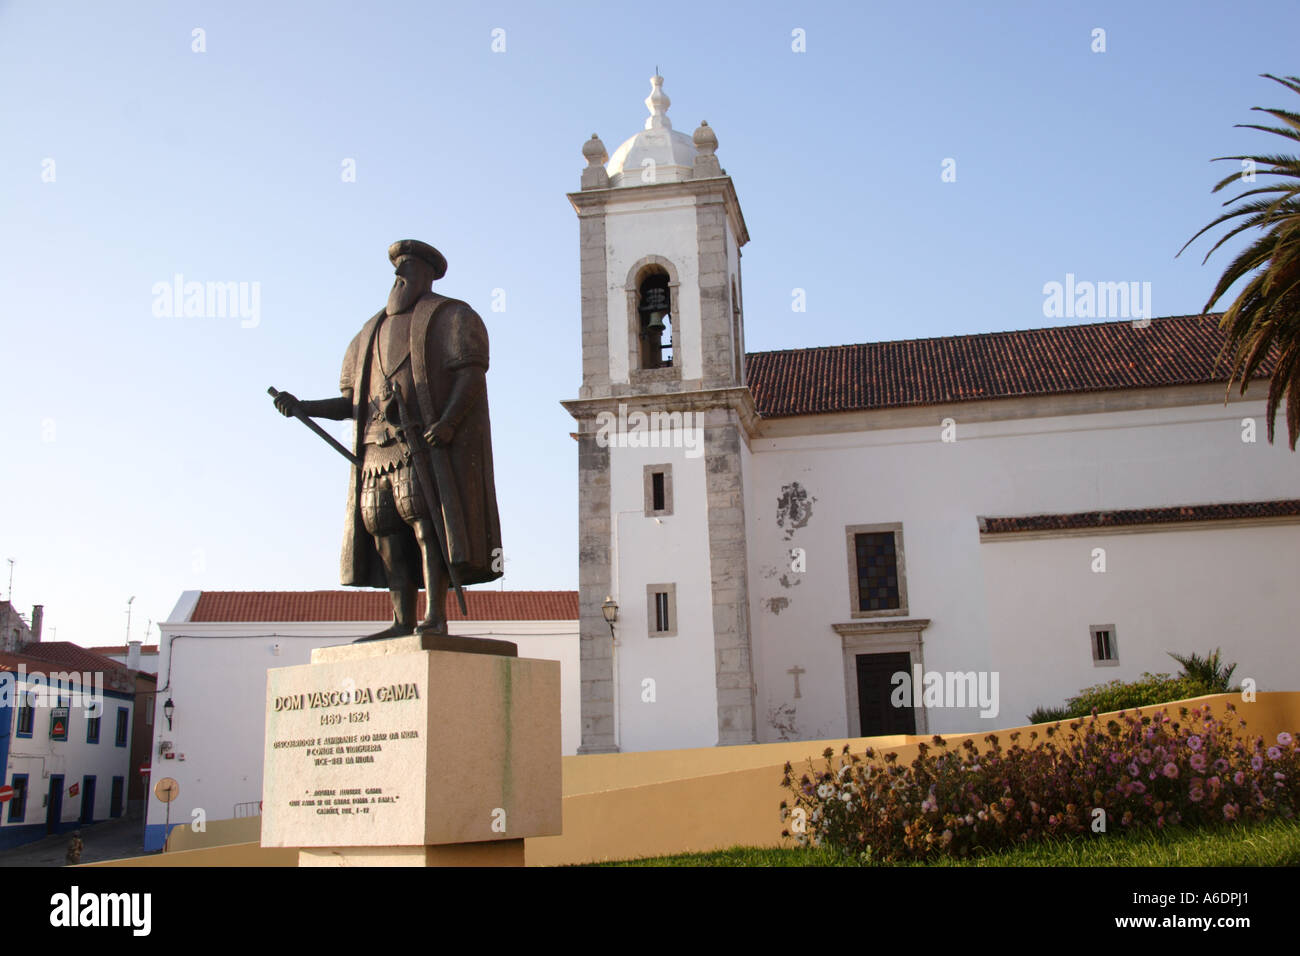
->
left=563, top=75, right=757, bottom=753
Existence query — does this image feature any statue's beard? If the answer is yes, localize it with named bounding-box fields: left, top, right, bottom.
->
left=386, top=277, right=422, bottom=316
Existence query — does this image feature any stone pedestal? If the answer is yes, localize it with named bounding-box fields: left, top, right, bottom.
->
left=260, top=634, right=561, bottom=866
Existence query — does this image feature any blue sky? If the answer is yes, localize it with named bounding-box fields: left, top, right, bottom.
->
left=1, top=0, right=1296, bottom=644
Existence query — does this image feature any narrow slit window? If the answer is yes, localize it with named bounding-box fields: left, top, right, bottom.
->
left=1091, top=625, right=1119, bottom=665
left=646, top=583, right=677, bottom=637
left=643, top=464, right=673, bottom=516
left=655, top=592, right=670, bottom=632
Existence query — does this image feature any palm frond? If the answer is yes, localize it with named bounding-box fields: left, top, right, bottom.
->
left=1185, top=74, right=1300, bottom=449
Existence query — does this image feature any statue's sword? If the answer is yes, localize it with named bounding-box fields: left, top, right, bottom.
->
left=267, top=387, right=359, bottom=466
left=392, top=382, right=469, bottom=617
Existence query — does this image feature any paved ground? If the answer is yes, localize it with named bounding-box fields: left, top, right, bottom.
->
left=0, top=815, right=159, bottom=866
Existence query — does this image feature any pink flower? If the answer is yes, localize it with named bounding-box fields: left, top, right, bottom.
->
left=1233, top=771, right=1246, bottom=786
left=1267, top=747, right=1282, bottom=761
left=1252, top=755, right=1264, bottom=771
left=1162, top=762, right=1179, bottom=779
left=1189, top=753, right=1207, bottom=771
left=1128, top=763, right=1140, bottom=777
left=1188, top=735, right=1203, bottom=751
left=1279, top=732, right=1294, bottom=747
left=1223, top=802, right=1239, bottom=821
left=1138, top=749, right=1153, bottom=764
left=1189, top=786, right=1204, bottom=802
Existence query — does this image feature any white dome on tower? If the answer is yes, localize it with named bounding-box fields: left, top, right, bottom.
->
left=605, top=75, right=698, bottom=187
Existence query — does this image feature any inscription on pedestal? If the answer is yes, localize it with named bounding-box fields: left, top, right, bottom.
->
left=264, top=656, right=430, bottom=846
left=271, top=690, right=420, bottom=816
left=261, top=647, right=562, bottom=849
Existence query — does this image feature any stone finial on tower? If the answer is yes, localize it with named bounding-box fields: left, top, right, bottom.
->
left=692, top=120, right=721, bottom=178
left=644, top=74, right=671, bottom=130
left=581, top=133, right=610, bottom=190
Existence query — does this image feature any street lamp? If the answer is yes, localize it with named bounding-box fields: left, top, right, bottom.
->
left=163, top=698, right=175, bottom=731
left=601, top=595, right=618, bottom=640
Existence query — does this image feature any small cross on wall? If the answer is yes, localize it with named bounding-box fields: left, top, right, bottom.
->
left=787, top=664, right=806, bottom=699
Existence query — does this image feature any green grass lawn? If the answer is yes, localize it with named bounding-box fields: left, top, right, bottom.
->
left=591, top=816, right=1300, bottom=866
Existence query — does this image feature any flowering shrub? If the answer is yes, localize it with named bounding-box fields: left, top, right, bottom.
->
left=779, top=703, right=1300, bottom=863
left=1028, top=671, right=1214, bottom=724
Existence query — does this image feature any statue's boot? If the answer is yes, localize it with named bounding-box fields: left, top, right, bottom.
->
left=415, top=618, right=448, bottom=637
left=354, top=585, right=418, bottom=642
left=354, top=622, right=414, bottom=643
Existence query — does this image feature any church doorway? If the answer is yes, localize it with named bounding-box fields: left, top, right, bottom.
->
left=856, top=652, right=916, bottom=736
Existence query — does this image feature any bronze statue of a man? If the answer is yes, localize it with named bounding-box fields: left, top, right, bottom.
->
left=274, top=240, right=502, bottom=639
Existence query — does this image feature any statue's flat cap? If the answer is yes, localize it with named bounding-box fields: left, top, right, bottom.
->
left=388, top=239, right=447, bottom=280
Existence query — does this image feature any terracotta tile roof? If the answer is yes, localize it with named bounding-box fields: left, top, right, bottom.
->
left=978, top=499, right=1300, bottom=535
left=745, top=314, right=1274, bottom=418
left=2, top=643, right=138, bottom=692
left=17, top=642, right=136, bottom=676
left=0, top=650, right=64, bottom=674
left=188, top=590, right=579, bottom=623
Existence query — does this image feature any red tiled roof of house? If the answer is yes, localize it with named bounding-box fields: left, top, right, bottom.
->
left=978, top=499, right=1300, bottom=535
left=189, top=590, right=579, bottom=623
left=745, top=314, right=1273, bottom=418
left=17, top=642, right=136, bottom=676
left=0, top=650, right=64, bottom=674
left=85, top=644, right=160, bottom=656
left=2, top=643, right=139, bottom=692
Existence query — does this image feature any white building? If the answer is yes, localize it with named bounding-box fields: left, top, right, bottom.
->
left=89, top=643, right=160, bottom=676
left=1, top=647, right=136, bottom=849
left=566, top=76, right=1300, bottom=754
left=144, top=589, right=577, bottom=850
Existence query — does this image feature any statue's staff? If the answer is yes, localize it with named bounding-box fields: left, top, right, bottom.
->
left=266, top=386, right=359, bottom=466
left=392, top=381, right=469, bottom=617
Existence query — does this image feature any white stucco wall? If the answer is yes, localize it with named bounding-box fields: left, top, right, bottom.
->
left=603, top=197, right=701, bottom=383
left=2, top=676, right=134, bottom=836
left=982, top=521, right=1300, bottom=725
left=146, top=609, right=578, bottom=841
left=609, top=437, right=718, bottom=751
left=745, top=396, right=1299, bottom=741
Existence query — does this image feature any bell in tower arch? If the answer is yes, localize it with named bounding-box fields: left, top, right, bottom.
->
left=638, top=272, right=672, bottom=368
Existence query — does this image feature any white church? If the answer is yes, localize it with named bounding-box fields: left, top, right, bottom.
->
left=564, top=75, right=1300, bottom=754
left=140, top=77, right=1300, bottom=848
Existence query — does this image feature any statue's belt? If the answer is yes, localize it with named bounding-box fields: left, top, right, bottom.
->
left=363, top=419, right=413, bottom=446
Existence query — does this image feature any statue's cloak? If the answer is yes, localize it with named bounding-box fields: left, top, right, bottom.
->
left=338, top=293, right=503, bottom=590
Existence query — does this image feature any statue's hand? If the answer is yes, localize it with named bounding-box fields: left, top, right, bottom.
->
left=273, top=391, right=299, bottom=418
left=424, top=420, right=455, bottom=447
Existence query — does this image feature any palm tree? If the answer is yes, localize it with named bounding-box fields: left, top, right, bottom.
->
left=1179, top=73, right=1300, bottom=449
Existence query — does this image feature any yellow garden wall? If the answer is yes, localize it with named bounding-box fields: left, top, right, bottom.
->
left=87, top=691, right=1300, bottom=867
